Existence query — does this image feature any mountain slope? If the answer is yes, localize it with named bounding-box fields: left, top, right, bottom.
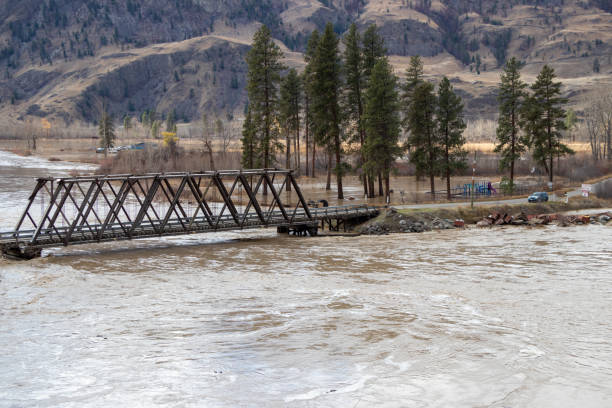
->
left=0, top=0, right=610, bottom=125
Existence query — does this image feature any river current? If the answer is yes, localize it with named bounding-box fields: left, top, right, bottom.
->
left=1, top=150, right=611, bottom=407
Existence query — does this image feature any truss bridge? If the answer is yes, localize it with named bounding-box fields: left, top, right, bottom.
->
left=0, top=169, right=379, bottom=259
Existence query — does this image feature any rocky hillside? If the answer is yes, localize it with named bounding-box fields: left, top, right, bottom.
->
left=0, top=0, right=610, bottom=125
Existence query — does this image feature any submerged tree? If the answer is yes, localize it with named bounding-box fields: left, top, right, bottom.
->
left=436, top=77, right=467, bottom=200
left=280, top=68, right=302, bottom=176
left=312, top=22, right=345, bottom=199
left=494, top=57, right=528, bottom=192
left=303, top=29, right=320, bottom=178
left=343, top=23, right=368, bottom=196
left=363, top=58, right=402, bottom=201
left=361, top=23, right=387, bottom=196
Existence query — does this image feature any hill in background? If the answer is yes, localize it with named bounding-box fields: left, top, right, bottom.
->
left=0, top=0, right=610, bottom=126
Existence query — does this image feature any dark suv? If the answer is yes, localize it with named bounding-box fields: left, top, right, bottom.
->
left=528, top=192, right=549, bottom=203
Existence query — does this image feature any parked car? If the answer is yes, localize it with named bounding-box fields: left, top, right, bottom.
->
left=528, top=192, right=549, bottom=203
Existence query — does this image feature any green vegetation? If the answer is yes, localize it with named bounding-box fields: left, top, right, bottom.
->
left=98, top=110, right=115, bottom=151
left=363, top=58, right=402, bottom=202
left=406, top=82, right=439, bottom=197
left=311, top=23, right=344, bottom=198
left=522, top=65, right=574, bottom=184
left=495, top=57, right=528, bottom=192
left=343, top=23, right=367, bottom=195
left=437, top=77, right=467, bottom=200
left=244, top=25, right=285, bottom=194
left=279, top=68, right=302, bottom=182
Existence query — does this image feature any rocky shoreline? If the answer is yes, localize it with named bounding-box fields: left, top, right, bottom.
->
left=359, top=207, right=612, bottom=235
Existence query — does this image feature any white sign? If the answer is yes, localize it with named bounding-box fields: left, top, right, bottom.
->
left=581, top=184, right=592, bottom=198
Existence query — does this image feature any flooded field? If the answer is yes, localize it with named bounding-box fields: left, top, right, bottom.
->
left=1, top=150, right=611, bottom=407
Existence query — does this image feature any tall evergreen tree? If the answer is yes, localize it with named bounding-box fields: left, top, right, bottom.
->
left=280, top=68, right=302, bottom=189
left=343, top=23, right=368, bottom=196
left=312, top=23, right=345, bottom=198
left=402, top=55, right=425, bottom=176
left=522, top=65, right=574, bottom=185
left=437, top=77, right=467, bottom=200
left=361, top=24, right=386, bottom=83
left=98, top=110, right=115, bottom=154
left=402, top=55, right=424, bottom=106
left=245, top=25, right=285, bottom=194
left=123, top=115, right=131, bottom=140
left=303, top=30, right=320, bottom=178
left=494, top=57, right=528, bottom=192
left=361, top=23, right=387, bottom=196
left=363, top=58, right=402, bottom=201
left=166, top=109, right=177, bottom=132
left=241, top=108, right=258, bottom=169
left=407, top=82, right=439, bottom=197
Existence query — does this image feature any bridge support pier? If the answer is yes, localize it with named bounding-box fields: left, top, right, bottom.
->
left=277, top=225, right=318, bottom=237
left=1, top=244, right=42, bottom=260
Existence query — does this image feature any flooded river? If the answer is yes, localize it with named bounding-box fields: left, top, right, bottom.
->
left=1, top=151, right=612, bottom=407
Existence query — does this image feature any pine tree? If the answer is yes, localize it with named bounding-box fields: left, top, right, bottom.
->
left=361, top=23, right=387, bottom=196
left=494, top=57, right=528, bottom=193
left=166, top=110, right=177, bottom=133
left=362, top=24, right=386, bottom=83
left=363, top=58, right=402, bottom=201
left=99, top=110, right=115, bottom=153
left=279, top=68, right=302, bottom=188
left=402, top=55, right=424, bottom=105
left=407, top=82, right=439, bottom=197
left=245, top=25, right=285, bottom=194
left=303, top=30, right=320, bottom=178
left=312, top=23, right=345, bottom=199
left=402, top=55, right=424, bottom=153
left=123, top=115, right=131, bottom=140
left=343, top=23, right=367, bottom=196
left=437, top=77, right=467, bottom=200
left=523, top=65, right=574, bottom=185
left=241, top=108, right=258, bottom=169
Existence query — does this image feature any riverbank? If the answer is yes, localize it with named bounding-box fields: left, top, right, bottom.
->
left=358, top=197, right=612, bottom=235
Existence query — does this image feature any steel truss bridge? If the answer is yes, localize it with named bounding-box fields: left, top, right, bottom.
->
left=0, top=169, right=379, bottom=259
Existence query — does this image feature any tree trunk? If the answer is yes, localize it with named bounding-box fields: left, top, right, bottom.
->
left=305, top=98, right=310, bottom=177
left=335, top=135, right=343, bottom=200
left=326, top=151, right=332, bottom=191
left=286, top=133, right=291, bottom=192
left=378, top=172, right=383, bottom=196
left=384, top=174, right=390, bottom=204
left=368, top=174, right=375, bottom=198
left=430, top=172, right=435, bottom=200
left=362, top=173, right=368, bottom=198
left=304, top=98, right=310, bottom=177
left=294, top=112, right=302, bottom=176
left=205, top=140, right=216, bottom=171
left=312, top=142, right=316, bottom=178
left=446, top=167, right=451, bottom=200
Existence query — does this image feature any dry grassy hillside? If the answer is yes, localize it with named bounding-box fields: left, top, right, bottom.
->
left=0, top=0, right=610, bottom=127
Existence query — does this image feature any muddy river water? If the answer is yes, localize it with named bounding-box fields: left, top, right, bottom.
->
left=1, top=150, right=611, bottom=407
